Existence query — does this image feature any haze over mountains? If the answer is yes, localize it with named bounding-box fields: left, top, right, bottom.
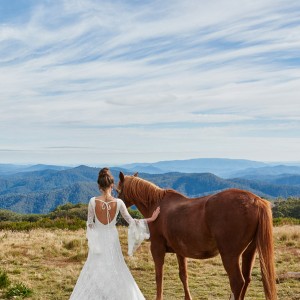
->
left=121, top=158, right=267, bottom=177
left=0, top=164, right=70, bottom=175
left=0, top=158, right=300, bottom=214
left=121, top=158, right=300, bottom=177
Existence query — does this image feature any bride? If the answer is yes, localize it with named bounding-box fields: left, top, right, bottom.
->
left=69, top=168, right=160, bottom=300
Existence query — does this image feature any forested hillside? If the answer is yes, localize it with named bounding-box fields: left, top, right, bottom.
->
left=1, top=165, right=300, bottom=214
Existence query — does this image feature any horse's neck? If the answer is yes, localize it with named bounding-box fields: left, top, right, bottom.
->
left=133, top=192, right=163, bottom=218
left=128, top=179, right=165, bottom=218
left=135, top=203, right=153, bottom=218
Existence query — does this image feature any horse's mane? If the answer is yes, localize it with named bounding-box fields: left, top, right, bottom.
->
left=124, top=176, right=167, bottom=208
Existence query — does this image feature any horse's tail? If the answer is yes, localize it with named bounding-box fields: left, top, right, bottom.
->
left=256, top=198, right=277, bottom=300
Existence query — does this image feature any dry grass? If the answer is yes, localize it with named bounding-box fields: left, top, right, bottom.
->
left=0, top=225, right=299, bottom=299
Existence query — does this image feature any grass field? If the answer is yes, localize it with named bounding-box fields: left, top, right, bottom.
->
left=0, top=225, right=299, bottom=299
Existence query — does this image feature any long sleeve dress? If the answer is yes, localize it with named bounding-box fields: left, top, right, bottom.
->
left=69, top=197, right=150, bottom=300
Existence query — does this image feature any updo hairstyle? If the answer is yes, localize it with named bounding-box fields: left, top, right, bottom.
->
left=97, top=167, right=114, bottom=191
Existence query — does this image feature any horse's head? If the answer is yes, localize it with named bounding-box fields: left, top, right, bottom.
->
left=116, top=171, right=138, bottom=207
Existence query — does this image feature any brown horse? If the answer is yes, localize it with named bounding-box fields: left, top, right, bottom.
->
left=117, top=172, right=277, bottom=300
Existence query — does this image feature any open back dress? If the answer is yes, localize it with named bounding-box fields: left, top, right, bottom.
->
left=69, top=197, right=149, bottom=300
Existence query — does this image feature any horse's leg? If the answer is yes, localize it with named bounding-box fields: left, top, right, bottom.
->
left=220, top=254, right=245, bottom=300
left=151, top=243, right=166, bottom=300
left=240, top=240, right=257, bottom=299
left=176, top=254, right=192, bottom=300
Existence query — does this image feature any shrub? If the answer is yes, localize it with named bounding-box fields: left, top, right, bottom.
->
left=22, top=214, right=42, bottom=222
left=0, top=217, right=86, bottom=231
left=0, top=210, right=22, bottom=222
left=4, top=282, right=33, bottom=299
left=273, top=217, right=300, bottom=226
left=272, top=198, right=300, bottom=219
left=0, top=221, right=37, bottom=231
left=63, top=239, right=81, bottom=250
left=0, top=204, right=144, bottom=230
left=0, top=269, right=10, bottom=289
left=36, top=217, right=85, bottom=230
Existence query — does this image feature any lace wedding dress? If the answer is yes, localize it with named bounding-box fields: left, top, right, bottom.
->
left=69, top=197, right=150, bottom=300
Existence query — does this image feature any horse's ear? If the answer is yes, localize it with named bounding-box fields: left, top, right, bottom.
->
left=133, top=172, right=139, bottom=177
left=119, top=172, right=125, bottom=182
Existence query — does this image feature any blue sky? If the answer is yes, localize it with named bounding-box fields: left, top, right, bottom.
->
left=0, top=0, right=300, bottom=165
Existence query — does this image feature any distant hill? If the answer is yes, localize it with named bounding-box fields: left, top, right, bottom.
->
left=0, top=163, right=70, bottom=176
left=268, top=174, right=300, bottom=186
left=229, top=178, right=300, bottom=198
left=0, top=182, right=98, bottom=214
left=1, top=164, right=300, bottom=214
left=0, top=166, right=130, bottom=214
left=122, top=158, right=267, bottom=177
left=231, top=165, right=300, bottom=178
left=232, top=173, right=300, bottom=186
left=140, top=172, right=247, bottom=196
left=3, top=159, right=300, bottom=178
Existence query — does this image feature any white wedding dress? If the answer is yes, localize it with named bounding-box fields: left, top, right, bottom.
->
left=69, top=197, right=150, bottom=300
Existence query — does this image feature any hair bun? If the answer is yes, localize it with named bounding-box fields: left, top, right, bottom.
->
left=97, top=168, right=114, bottom=190
left=99, top=167, right=110, bottom=176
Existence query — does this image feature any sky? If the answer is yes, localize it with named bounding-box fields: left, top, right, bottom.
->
left=0, top=0, right=300, bottom=166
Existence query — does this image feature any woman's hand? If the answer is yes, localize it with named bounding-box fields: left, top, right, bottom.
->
left=147, top=207, right=160, bottom=223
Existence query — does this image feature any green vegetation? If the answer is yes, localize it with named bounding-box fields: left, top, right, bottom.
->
left=4, top=283, right=33, bottom=299
left=0, top=269, right=32, bottom=299
left=0, top=203, right=142, bottom=231
left=0, top=218, right=86, bottom=231
left=0, top=270, right=10, bottom=289
left=49, top=202, right=87, bottom=220
left=272, top=198, right=300, bottom=219
left=271, top=198, right=300, bottom=225
left=1, top=198, right=299, bottom=231
left=273, top=218, right=300, bottom=226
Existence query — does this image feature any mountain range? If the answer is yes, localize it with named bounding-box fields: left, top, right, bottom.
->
left=121, top=158, right=300, bottom=178
left=0, top=158, right=300, bottom=214
left=121, top=158, right=267, bottom=177
left=0, top=164, right=70, bottom=175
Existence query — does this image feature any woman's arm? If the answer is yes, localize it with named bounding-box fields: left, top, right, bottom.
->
left=119, top=200, right=158, bottom=256
left=87, top=198, right=95, bottom=228
left=119, top=200, right=160, bottom=224
left=145, top=207, right=160, bottom=223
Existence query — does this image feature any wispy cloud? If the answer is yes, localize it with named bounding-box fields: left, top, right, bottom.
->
left=0, top=0, right=300, bottom=164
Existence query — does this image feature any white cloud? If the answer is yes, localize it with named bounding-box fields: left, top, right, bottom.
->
left=0, top=0, right=300, bottom=164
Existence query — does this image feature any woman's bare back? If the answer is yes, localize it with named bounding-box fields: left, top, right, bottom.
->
left=94, top=196, right=118, bottom=225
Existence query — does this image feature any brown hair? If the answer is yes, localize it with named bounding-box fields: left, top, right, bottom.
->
left=97, top=167, right=114, bottom=191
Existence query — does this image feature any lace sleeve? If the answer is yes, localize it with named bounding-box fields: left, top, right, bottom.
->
left=119, top=200, right=135, bottom=225
left=87, top=197, right=95, bottom=228
left=86, top=197, right=103, bottom=254
left=119, top=200, right=150, bottom=256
